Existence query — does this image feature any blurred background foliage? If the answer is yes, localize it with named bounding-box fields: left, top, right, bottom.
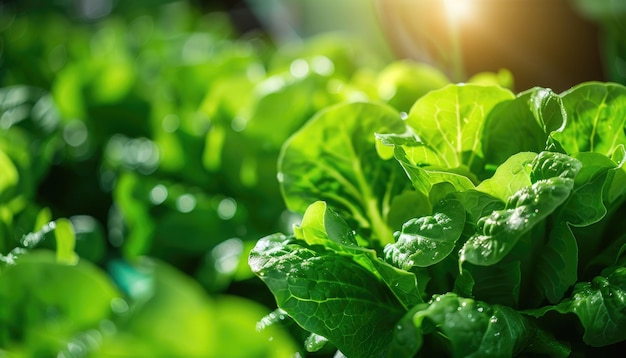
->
left=0, top=0, right=622, bottom=356
left=571, top=0, right=626, bottom=85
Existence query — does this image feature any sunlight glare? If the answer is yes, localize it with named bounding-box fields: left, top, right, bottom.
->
left=444, top=0, right=474, bottom=21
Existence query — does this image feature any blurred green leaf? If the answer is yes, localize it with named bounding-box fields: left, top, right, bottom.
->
left=0, top=250, right=120, bottom=355
left=53, top=218, right=77, bottom=265
left=111, top=258, right=217, bottom=357
left=104, top=257, right=299, bottom=357
left=0, top=149, right=18, bottom=198
left=213, top=295, right=299, bottom=357
left=467, top=69, right=515, bottom=89
left=377, top=60, right=449, bottom=113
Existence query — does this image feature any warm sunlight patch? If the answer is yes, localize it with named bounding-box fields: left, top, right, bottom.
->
left=444, top=0, right=474, bottom=21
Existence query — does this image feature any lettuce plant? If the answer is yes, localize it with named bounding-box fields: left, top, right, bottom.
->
left=0, top=4, right=468, bottom=355
left=250, top=82, right=626, bottom=357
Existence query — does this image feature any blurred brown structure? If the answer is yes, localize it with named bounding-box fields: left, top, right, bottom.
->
left=376, top=0, right=606, bottom=92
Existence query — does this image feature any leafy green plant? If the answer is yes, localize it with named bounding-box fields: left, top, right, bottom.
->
left=2, top=1, right=585, bottom=356
left=250, top=81, right=626, bottom=357
left=0, top=2, right=472, bottom=356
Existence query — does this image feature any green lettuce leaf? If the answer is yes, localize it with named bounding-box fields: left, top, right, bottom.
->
left=534, top=223, right=579, bottom=303
left=530, top=266, right=626, bottom=347
left=294, top=201, right=422, bottom=310
left=376, top=133, right=476, bottom=196
left=568, top=266, right=626, bottom=346
left=482, top=87, right=564, bottom=166
left=559, top=152, right=615, bottom=226
left=476, top=152, right=536, bottom=202
left=376, top=84, right=532, bottom=196
left=460, top=152, right=581, bottom=267
left=468, top=260, right=523, bottom=307
left=533, top=151, right=623, bottom=303
left=405, top=84, right=515, bottom=173
left=279, top=102, right=409, bottom=245
left=296, top=200, right=357, bottom=248
left=605, top=145, right=626, bottom=205
left=249, top=233, right=405, bottom=357
left=554, top=82, right=626, bottom=156
left=453, top=189, right=505, bottom=227
left=384, top=196, right=465, bottom=269
left=391, top=293, right=568, bottom=358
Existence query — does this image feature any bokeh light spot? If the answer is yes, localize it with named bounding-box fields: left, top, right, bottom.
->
left=176, top=194, right=197, bottom=213
left=149, top=184, right=168, bottom=205
left=217, top=197, right=237, bottom=220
